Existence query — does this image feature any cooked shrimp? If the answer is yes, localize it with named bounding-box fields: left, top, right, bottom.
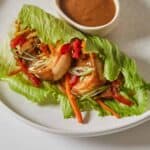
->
left=29, top=45, right=72, bottom=81
left=72, top=54, right=106, bottom=95
left=12, top=24, right=72, bottom=81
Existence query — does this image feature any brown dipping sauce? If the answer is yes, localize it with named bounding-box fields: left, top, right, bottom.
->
left=60, top=0, right=116, bottom=27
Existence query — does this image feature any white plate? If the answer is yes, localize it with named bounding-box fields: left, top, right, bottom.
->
left=0, top=0, right=150, bottom=137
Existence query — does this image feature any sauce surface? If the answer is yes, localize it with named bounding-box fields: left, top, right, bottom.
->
left=60, top=0, right=116, bottom=27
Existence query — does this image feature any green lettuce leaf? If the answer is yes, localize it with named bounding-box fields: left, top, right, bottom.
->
left=0, top=38, right=73, bottom=117
left=0, top=4, right=149, bottom=119
left=85, top=36, right=122, bottom=81
left=0, top=39, right=16, bottom=78
left=103, top=88, right=148, bottom=117
left=121, top=55, right=144, bottom=89
left=0, top=39, right=71, bottom=107
left=59, top=96, right=73, bottom=118
left=18, top=4, right=85, bottom=45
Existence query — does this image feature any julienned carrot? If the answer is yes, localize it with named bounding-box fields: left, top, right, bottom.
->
left=65, top=75, right=83, bottom=123
left=97, top=100, right=120, bottom=119
left=8, top=68, right=21, bottom=76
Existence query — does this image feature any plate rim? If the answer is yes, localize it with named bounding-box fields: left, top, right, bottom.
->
left=1, top=97, right=150, bottom=137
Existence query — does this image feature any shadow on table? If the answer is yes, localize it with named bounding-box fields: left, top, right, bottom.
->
left=108, top=0, right=150, bottom=44
left=80, top=121, right=150, bottom=147
left=135, top=58, right=150, bottom=82
left=0, top=0, right=5, bottom=6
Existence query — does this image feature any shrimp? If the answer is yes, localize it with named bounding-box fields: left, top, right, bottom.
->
left=72, top=54, right=106, bottom=96
left=12, top=24, right=72, bottom=82
left=29, top=44, right=72, bottom=81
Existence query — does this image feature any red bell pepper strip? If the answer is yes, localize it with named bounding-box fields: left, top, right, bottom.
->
left=101, top=83, right=134, bottom=106
left=17, top=58, right=41, bottom=87
left=26, top=73, right=41, bottom=87
left=69, top=75, right=79, bottom=88
left=60, top=39, right=82, bottom=59
left=61, top=43, right=71, bottom=54
left=111, top=81, right=134, bottom=106
left=72, top=39, right=82, bottom=59
left=10, top=35, right=26, bottom=49
left=113, top=93, right=134, bottom=106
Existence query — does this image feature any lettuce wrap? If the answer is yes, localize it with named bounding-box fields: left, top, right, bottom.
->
left=0, top=5, right=149, bottom=119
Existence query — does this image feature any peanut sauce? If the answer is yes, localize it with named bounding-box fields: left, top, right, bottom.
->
left=60, top=0, right=116, bottom=27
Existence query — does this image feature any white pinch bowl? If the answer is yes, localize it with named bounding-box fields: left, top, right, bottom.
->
left=54, top=0, right=120, bottom=36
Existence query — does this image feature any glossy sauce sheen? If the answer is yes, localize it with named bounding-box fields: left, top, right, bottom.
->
left=60, top=0, right=116, bottom=27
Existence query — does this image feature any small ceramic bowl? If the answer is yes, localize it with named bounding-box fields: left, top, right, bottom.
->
left=54, top=0, right=120, bottom=36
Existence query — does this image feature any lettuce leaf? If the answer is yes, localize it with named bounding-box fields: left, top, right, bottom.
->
left=0, top=38, right=74, bottom=117
left=104, top=88, right=149, bottom=117
left=0, top=4, right=149, bottom=119
left=121, top=55, right=145, bottom=89
left=0, top=39, right=71, bottom=107
left=0, top=39, right=16, bottom=78
left=18, top=5, right=85, bottom=45
left=85, top=36, right=122, bottom=81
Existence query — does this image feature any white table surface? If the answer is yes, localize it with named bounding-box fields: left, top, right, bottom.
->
left=0, top=0, right=150, bottom=149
